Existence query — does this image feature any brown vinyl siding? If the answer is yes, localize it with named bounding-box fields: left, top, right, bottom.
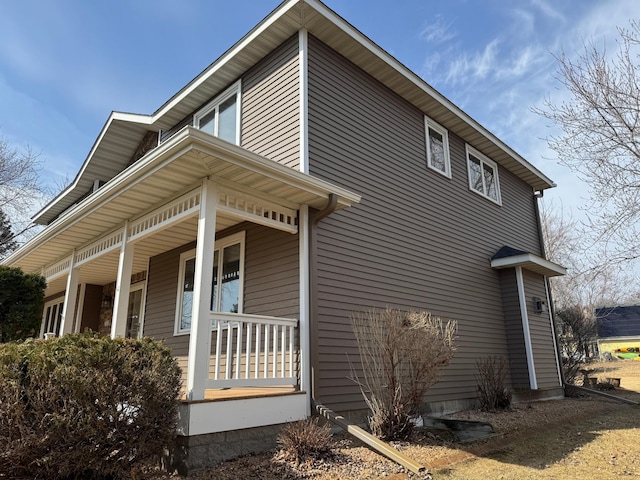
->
left=160, top=36, right=299, bottom=170
left=308, top=35, right=544, bottom=411
left=143, top=223, right=299, bottom=383
left=524, top=269, right=560, bottom=389
left=499, top=269, right=530, bottom=388
left=242, top=35, right=300, bottom=169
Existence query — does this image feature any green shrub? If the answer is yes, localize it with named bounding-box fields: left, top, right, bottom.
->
left=0, top=333, right=182, bottom=480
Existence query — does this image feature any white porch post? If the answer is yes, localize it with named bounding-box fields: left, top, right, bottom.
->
left=59, top=251, right=78, bottom=336
left=298, top=204, right=311, bottom=415
left=111, top=221, right=134, bottom=338
left=515, top=266, right=538, bottom=389
left=186, top=179, right=218, bottom=401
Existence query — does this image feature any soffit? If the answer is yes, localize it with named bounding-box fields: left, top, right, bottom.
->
left=9, top=127, right=360, bottom=278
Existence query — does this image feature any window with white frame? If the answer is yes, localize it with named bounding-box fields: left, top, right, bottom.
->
left=175, top=231, right=245, bottom=334
left=425, top=117, right=451, bottom=178
left=193, top=81, right=241, bottom=145
left=41, top=298, right=64, bottom=338
left=466, top=145, right=501, bottom=204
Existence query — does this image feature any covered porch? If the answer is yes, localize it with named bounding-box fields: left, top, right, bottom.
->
left=7, top=127, right=359, bottom=433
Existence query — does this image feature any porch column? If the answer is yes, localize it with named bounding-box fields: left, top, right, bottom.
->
left=515, top=266, right=538, bottom=389
left=186, top=179, right=218, bottom=401
left=111, top=221, right=134, bottom=338
left=59, top=251, right=78, bottom=336
left=298, top=204, right=311, bottom=415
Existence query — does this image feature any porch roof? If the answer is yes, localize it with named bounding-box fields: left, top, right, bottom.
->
left=490, top=246, right=566, bottom=277
left=6, top=127, right=360, bottom=291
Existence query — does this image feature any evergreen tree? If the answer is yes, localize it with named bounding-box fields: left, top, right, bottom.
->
left=0, top=266, right=46, bottom=342
left=0, top=209, right=17, bottom=258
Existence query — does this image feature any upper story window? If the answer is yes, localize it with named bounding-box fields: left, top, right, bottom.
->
left=466, top=145, right=501, bottom=205
left=425, top=117, right=451, bottom=178
left=175, top=231, right=245, bottom=335
left=193, top=81, right=241, bottom=145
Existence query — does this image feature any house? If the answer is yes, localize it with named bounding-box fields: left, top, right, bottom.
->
left=4, top=0, right=567, bottom=472
left=596, top=305, right=640, bottom=357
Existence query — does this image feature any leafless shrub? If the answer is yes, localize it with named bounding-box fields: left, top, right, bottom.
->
left=350, top=307, right=456, bottom=440
left=275, top=417, right=333, bottom=464
left=476, top=356, right=512, bottom=411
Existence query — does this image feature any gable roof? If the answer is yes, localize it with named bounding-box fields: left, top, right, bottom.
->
left=35, top=0, right=556, bottom=225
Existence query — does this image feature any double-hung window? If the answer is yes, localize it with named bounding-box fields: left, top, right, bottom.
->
left=425, top=117, right=451, bottom=178
left=193, top=81, right=241, bottom=145
left=175, top=231, right=245, bottom=335
left=466, top=145, right=501, bottom=205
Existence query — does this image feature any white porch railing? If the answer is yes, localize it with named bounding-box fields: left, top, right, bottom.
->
left=205, top=313, right=298, bottom=389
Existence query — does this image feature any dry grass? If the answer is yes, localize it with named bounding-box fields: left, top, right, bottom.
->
left=146, top=360, right=640, bottom=480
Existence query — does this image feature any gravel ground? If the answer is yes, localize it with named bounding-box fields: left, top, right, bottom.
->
left=144, top=360, right=639, bottom=480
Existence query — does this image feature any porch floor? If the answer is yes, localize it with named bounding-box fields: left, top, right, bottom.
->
left=181, top=385, right=302, bottom=404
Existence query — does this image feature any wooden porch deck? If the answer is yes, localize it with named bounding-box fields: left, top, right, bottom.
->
left=181, top=385, right=302, bottom=404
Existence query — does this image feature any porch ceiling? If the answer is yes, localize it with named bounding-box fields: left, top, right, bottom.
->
left=10, top=128, right=360, bottom=293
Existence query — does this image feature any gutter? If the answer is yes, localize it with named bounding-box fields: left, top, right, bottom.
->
left=308, top=193, right=426, bottom=475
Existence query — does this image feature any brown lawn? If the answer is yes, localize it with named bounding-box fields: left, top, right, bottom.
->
left=148, top=359, right=640, bottom=479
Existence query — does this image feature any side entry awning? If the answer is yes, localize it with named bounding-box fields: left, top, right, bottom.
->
left=490, top=246, right=566, bottom=277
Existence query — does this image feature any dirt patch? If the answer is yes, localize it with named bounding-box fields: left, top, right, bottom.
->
left=145, top=361, right=640, bottom=479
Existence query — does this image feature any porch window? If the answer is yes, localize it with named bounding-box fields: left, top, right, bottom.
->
left=425, top=117, right=451, bottom=178
left=41, top=298, right=64, bottom=338
left=466, top=145, right=501, bottom=205
left=193, top=81, right=241, bottom=145
left=175, top=231, right=245, bottom=334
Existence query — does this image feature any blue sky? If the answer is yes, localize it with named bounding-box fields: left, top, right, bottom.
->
left=0, top=0, right=637, bottom=217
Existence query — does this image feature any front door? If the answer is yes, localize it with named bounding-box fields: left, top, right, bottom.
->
left=125, top=283, right=146, bottom=339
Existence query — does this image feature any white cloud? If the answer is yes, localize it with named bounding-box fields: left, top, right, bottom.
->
left=421, top=16, right=456, bottom=44
left=530, top=0, right=566, bottom=23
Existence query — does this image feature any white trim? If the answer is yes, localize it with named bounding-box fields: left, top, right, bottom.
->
left=41, top=297, right=65, bottom=338
left=174, top=231, right=246, bottom=336
left=59, top=250, right=79, bottom=336
left=186, top=179, right=219, bottom=401
left=178, top=392, right=306, bottom=436
left=138, top=259, right=150, bottom=337
left=491, top=253, right=566, bottom=277
left=516, top=266, right=537, bottom=390
left=193, top=80, right=241, bottom=145
left=544, top=278, right=563, bottom=386
left=299, top=29, right=309, bottom=174
left=466, top=144, right=502, bottom=205
left=74, top=283, right=87, bottom=334
left=111, top=221, right=134, bottom=339
left=298, top=204, right=311, bottom=415
left=425, top=116, right=451, bottom=178
left=126, top=281, right=147, bottom=340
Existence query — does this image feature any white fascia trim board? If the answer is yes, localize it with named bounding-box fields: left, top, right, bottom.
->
left=491, top=253, right=567, bottom=277
left=516, top=266, right=538, bottom=390
left=188, top=127, right=361, bottom=206
left=151, top=0, right=299, bottom=121
left=33, top=112, right=155, bottom=224
left=303, top=0, right=555, bottom=189
left=7, top=127, right=360, bottom=267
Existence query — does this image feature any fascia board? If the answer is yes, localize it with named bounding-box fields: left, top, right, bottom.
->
left=6, top=127, right=360, bottom=266
left=491, top=253, right=567, bottom=277
left=33, top=112, right=154, bottom=224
